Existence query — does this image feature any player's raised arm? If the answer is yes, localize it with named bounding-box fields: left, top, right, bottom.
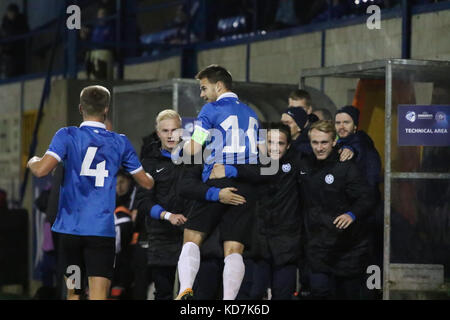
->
left=27, top=154, right=59, bottom=178
left=132, top=170, right=154, bottom=190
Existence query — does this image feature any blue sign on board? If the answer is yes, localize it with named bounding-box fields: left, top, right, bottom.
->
left=398, top=105, right=450, bottom=146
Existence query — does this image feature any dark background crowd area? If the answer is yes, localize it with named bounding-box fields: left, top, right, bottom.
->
left=0, top=0, right=447, bottom=79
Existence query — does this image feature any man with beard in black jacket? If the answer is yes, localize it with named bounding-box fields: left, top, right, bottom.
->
left=334, top=105, right=382, bottom=299
left=135, top=109, right=189, bottom=300
left=334, top=106, right=381, bottom=195
left=300, top=120, right=375, bottom=300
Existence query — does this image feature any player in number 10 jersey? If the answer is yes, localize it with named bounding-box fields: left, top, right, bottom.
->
left=176, top=65, right=260, bottom=300
left=27, top=85, right=153, bottom=300
left=193, top=90, right=259, bottom=183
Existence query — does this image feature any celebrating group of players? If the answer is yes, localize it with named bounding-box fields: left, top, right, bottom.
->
left=28, top=64, right=381, bottom=300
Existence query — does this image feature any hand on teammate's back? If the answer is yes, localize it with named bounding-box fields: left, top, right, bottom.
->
left=333, top=214, right=354, bottom=229
left=219, top=187, right=246, bottom=206
left=168, top=213, right=187, bottom=226
left=209, top=164, right=225, bottom=179
left=338, top=148, right=354, bottom=162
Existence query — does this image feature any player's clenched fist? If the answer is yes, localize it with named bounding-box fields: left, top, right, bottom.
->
left=27, top=156, right=41, bottom=168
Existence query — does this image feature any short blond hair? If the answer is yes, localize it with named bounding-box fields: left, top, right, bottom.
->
left=308, top=120, right=337, bottom=141
left=155, top=109, right=182, bottom=130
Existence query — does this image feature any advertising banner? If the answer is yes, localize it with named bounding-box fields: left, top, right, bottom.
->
left=398, top=105, right=450, bottom=146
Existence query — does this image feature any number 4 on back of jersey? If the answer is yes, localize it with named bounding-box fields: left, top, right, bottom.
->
left=80, top=147, right=109, bottom=187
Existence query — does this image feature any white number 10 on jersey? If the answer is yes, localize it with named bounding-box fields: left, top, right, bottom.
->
left=80, top=147, right=109, bottom=187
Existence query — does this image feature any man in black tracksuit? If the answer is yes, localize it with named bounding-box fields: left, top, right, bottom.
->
left=235, top=122, right=303, bottom=300
left=198, top=122, right=303, bottom=300
left=300, top=120, right=375, bottom=300
left=136, top=110, right=190, bottom=300
left=334, top=106, right=383, bottom=294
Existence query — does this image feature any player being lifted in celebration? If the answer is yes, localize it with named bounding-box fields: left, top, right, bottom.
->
left=176, top=65, right=260, bottom=300
left=27, top=85, right=154, bottom=300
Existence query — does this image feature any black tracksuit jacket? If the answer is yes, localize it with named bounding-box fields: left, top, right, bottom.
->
left=135, top=141, right=191, bottom=266
left=299, top=149, right=375, bottom=277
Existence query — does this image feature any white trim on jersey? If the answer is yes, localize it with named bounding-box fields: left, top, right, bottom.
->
left=115, top=217, right=131, bottom=225
left=217, top=92, right=238, bottom=101
left=45, top=150, right=62, bottom=162
left=129, top=166, right=143, bottom=175
left=128, top=187, right=136, bottom=210
left=79, top=121, right=106, bottom=129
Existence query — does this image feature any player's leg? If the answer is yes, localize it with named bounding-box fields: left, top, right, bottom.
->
left=222, top=241, right=246, bottom=300
left=58, top=233, right=85, bottom=300
left=65, top=281, right=82, bottom=300
left=88, top=276, right=111, bottom=300
left=83, top=236, right=115, bottom=300
left=175, top=228, right=205, bottom=299
left=176, top=198, right=225, bottom=300
left=220, top=180, right=256, bottom=300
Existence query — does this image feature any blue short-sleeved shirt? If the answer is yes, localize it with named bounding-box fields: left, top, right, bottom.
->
left=191, top=92, right=260, bottom=182
left=46, top=121, right=142, bottom=238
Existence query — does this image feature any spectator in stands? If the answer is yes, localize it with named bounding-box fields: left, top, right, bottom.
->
left=313, top=108, right=333, bottom=121
left=273, top=0, right=299, bottom=29
left=0, top=3, right=29, bottom=78
left=81, top=6, right=115, bottom=80
left=98, top=0, right=116, bottom=15
left=311, top=0, right=352, bottom=23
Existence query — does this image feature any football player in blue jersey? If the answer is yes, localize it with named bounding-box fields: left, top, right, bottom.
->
left=27, top=85, right=154, bottom=300
left=176, top=65, right=260, bottom=300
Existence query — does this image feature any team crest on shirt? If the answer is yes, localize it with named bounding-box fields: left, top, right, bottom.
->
left=325, top=174, right=334, bottom=184
left=282, top=163, right=291, bottom=173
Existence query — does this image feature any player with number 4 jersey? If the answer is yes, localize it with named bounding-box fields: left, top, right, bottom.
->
left=27, top=85, right=154, bottom=300
left=47, top=122, right=142, bottom=237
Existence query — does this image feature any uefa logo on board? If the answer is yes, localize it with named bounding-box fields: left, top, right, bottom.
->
left=435, top=112, right=446, bottom=122
left=406, top=111, right=416, bottom=123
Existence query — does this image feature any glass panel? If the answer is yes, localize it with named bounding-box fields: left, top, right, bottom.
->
left=390, top=63, right=450, bottom=174
left=390, top=178, right=450, bottom=278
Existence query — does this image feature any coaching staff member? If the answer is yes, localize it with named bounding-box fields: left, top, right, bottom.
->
left=299, top=120, right=374, bottom=300
left=135, top=109, right=189, bottom=300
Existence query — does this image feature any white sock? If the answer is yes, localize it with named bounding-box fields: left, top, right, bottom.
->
left=177, top=242, right=200, bottom=294
left=223, top=253, right=245, bottom=300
